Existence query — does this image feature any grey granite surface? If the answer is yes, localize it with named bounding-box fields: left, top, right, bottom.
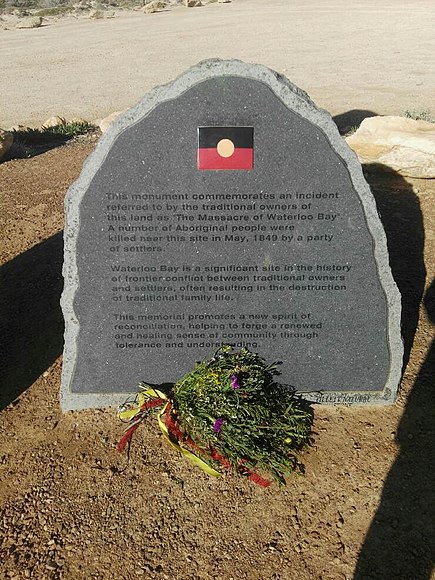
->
left=61, top=59, right=403, bottom=410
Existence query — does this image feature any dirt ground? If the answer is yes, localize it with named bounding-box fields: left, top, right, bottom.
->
left=1, top=0, right=435, bottom=128
left=0, top=129, right=434, bottom=580
left=1, top=0, right=435, bottom=577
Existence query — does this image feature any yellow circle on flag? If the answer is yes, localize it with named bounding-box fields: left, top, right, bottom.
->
left=217, top=138, right=235, bottom=158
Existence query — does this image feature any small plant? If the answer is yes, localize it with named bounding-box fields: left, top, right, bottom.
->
left=12, top=120, right=97, bottom=142
left=403, top=108, right=434, bottom=123
left=41, top=120, right=97, bottom=137
left=9, top=120, right=98, bottom=159
left=345, top=125, right=359, bottom=137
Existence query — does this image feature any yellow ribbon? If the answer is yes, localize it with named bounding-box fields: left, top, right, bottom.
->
left=157, top=402, right=220, bottom=477
left=118, top=388, right=220, bottom=477
left=118, top=387, right=167, bottom=422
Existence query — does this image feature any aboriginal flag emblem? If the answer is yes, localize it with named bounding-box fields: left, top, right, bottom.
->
left=198, top=126, right=254, bottom=170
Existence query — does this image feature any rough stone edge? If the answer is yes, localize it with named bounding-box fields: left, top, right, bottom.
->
left=61, top=58, right=403, bottom=411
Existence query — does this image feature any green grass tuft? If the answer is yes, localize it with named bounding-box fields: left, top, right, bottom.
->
left=40, top=120, right=97, bottom=137
left=344, top=125, right=359, bottom=137
left=8, top=121, right=98, bottom=159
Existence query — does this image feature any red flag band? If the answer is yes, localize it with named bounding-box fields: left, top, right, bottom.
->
left=198, top=126, right=254, bottom=170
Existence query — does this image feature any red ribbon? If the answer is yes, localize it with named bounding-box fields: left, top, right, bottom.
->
left=117, top=397, right=166, bottom=452
left=164, top=405, right=271, bottom=487
left=117, top=423, right=140, bottom=453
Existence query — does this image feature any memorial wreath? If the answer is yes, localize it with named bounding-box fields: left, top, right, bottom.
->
left=117, top=345, right=312, bottom=486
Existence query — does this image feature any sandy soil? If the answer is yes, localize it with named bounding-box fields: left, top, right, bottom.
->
left=1, top=0, right=435, bottom=128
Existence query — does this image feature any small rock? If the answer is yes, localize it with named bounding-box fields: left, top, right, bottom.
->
left=89, top=9, right=105, bottom=18
left=42, top=116, right=66, bottom=129
left=185, top=0, right=202, bottom=6
left=346, top=116, right=435, bottom=178
left=0, top=129, right=13, bottom=161
left=142, top=1, right=166, bottom=13
left=45, top=562, right=57, bottom=571
left=218, top=0, right=231, bottom=3
left=16, top=16, right=42, bottom=29
left=97, top=111, right=124, bottom=133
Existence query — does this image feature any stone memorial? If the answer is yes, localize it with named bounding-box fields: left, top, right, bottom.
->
left=61, top=59, right=403, bottom=410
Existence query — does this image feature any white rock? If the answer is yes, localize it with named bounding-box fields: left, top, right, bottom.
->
left=89, top=9, right=105, bottom=18
left=346, top=116, right=435, bottom=178
left=42, top=116, right=66, bottom=129
left=15, top=16, right=42, bottom=29
left=97, top=111, right=124, bottom=133
left=0, top=129, right=13, bottom=161
left=142, top=1, right=166, bottom=13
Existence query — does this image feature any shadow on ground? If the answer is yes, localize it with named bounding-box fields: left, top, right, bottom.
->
left=354, top=279, right=435, bottom=580
left=364, top=165, right=426, bottom=366
left=0, top=232, right=64, bottom=409
left=5, top=128, right=99, bottom=160
left=332, top=109, right=378, bottom=135
left=353, top=165, right=431, bottom=578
